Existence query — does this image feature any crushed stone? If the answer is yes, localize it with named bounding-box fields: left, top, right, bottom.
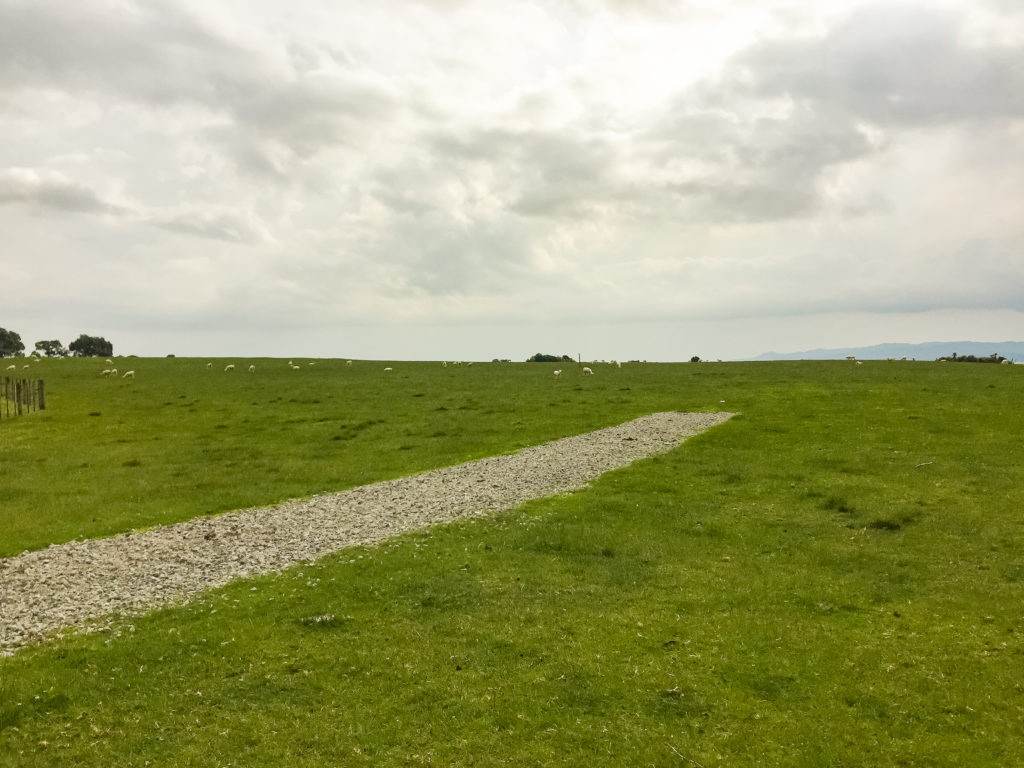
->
left=0, top=411, right=733, bottom=656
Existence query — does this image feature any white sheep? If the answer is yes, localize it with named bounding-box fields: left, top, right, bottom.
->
left=553, top=369, right=562, bottom=378
left=248, top=364, right=256, bottom=373
left=5, top=364, right=14, bottom=370
left=110, top=368, right=118, bottom=377
left=582, top=366, right=594, bottom=375
left=106, top=359, right=113, bottom=364
left=224, top=364, right=235, bottom=372
left=123, top=370, right=135, bottom=378
left=206, top=362, right=213, bottom=369
left=346, top=360, right=353, bottom=367
left=291, top=365, right=300, bottom=370
left=100, top=369, right=112, bottom=376
left=384, top=367, right=393, bottom=372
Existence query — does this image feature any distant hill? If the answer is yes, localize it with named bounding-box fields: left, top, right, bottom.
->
left=750, top=341, right=1024, bottom=362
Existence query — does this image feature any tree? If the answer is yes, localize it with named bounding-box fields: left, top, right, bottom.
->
left=690, top=356, right=701, bottom=363
left=68, top=334, right=113, bottom=358
left=936, top=353, right=1006, bottom=364
left=34, top=339, right=68, bottom=357
left=526, top=353, right=576, bottom=363
left=0, top=327, right=25, bottom=357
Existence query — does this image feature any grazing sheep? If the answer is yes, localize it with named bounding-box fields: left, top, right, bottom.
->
left=290, top=365, right=300, bottom=370
left=5, top=364, right=15, bottom=370
left=110, top=368, right=118, bottom=377
left=224, top=364, right=235, bottom=372
left=248, top=365, right=256, bottom=373
left=384, top=367, right=393, bottom=372
left=442, top=361, right=448, bottom=367
left=582, top=366, right=594, bottom=375
left=346, top=360, right=353, bottom=367
left=106, top=359, right=113, bottom=364
left=100, top=369, right=112, bottom=376
left=553, top=370, right=562, bottom=378
left=122, top=370, right=135, bottom=379
left=206, top=362, right=213, bottom=369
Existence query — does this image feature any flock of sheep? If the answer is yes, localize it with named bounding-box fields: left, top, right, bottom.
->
left=5, top=358, right=634, bottom=381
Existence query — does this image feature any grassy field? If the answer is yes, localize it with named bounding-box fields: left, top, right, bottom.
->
left=1, top=357, right=1022, bottom=765
left=1, top=356, right=732, bottom=557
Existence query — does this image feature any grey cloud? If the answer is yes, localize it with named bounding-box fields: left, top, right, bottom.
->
left=432, top=128, right=609, bottom=182
left=0, top=1, right=240, bottom=105
left=650, top=105, right=875, bottom=221
left=227, top=76, right=398, bottom=159
left=643, top=2, right=1024, bottom=223
left=413, top=218, right=534, bottom=295
left=0, top=1, right=399, bottom=164
left=427, top=128, right=622, bottom=219
left=152, top=210, right=269, bottom=245
left=668, top=179, right=817, bottom=222
left=722, top=4, right=1024, bottom=125
left=0, top=168, right=123, bottom=214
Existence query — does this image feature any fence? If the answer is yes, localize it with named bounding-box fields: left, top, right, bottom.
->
left=0, top=377, right=46, bottom=421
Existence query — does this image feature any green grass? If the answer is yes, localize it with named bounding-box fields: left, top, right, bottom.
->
left=2, top=358, right=1023, bottom=765
left=0, top=356, right=712, bottom=557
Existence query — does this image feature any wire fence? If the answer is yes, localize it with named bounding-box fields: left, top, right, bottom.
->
left=0, top=377, right=46, bottom=421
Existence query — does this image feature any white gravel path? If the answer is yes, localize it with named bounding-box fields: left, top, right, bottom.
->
left=0, top=411, right=732, bottom=656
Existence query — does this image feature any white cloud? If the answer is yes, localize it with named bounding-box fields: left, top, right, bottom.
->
left=1, top=0, right=1022, bottom=358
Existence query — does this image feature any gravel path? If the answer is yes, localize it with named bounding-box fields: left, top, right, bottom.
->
left=1, top=411, right=732, bottom=656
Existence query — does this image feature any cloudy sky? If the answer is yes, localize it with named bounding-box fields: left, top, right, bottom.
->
left=1, top=0, right=1022, bottom=360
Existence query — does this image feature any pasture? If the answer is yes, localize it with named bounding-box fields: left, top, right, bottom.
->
left=1, top=357, right=1022, bottom=766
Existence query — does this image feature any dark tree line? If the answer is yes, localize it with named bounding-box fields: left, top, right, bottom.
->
left=68, top=334, right=113, bottom=357
left=0, top=327, right=113, bottom=358
left=937, top=353, right=1007, bottom=364
left=526, top=352, right=575, bottom=363
left=0, top=328, right=23, bottom=357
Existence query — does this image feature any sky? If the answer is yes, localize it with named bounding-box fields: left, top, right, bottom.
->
left=1, top=0, right=1022, bottom=361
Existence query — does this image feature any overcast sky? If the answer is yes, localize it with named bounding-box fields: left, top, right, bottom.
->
left=1, top=0, right=1022, bottom=360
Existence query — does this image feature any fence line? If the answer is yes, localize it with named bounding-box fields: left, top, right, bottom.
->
left=0, top=377, right=45, bottom=421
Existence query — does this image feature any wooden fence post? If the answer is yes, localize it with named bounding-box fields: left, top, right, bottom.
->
left=0, top=377, right=44, bottom=420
